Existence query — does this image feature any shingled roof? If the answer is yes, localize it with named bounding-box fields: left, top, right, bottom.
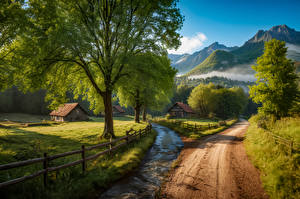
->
left=50, top=103, right=87, bottom=117
left=113, top=105, right=125, bottom=113
left=168, top=102, right=194, bottom=113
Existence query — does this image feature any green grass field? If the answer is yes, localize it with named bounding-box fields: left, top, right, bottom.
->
left=0, top=113, right=156, bottom=199
left=153, top=118, right=237, bottom=139
left=245, top=115, right=300, bottom=199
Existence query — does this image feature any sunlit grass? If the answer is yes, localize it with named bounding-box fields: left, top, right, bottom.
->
left=245, top=116, right=300, bottom=199
left=0, top=113, right=156, bottom=199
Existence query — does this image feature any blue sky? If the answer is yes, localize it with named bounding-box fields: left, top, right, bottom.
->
left=168, top=0, right=300, bottom=54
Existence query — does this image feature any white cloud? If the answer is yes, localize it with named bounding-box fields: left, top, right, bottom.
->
left=168, top=33, right=207, bottom=54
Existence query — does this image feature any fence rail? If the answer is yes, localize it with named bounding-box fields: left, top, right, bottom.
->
left=166, top=120, right=220, bottom=132
left=263, top=129, right=299, bottom=155
left=0, top=124, right=152, bottom=188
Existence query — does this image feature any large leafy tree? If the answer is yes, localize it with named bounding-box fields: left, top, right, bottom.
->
left=0, top=0, right=26, bottom=90
left=249, top=39, right=299, bottom=118
left=117, top=52, right=176, bottom=123
left=188, top=83, right=215, bottom=117
left=9, top=0, right=183, bottom=138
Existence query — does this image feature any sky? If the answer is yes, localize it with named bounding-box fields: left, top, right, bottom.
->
left=168, top=0, right=300, bottom=54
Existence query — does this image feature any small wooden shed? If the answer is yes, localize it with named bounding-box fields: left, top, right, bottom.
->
left=112, top=105, right=126, bottom=116
left=50, top=103, right=88, bottom=122
left=167, top=102, right=196, bottom=118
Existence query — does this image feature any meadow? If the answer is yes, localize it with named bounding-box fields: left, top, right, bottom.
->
left=0, top=113, right=156, bottom=199
left=245, top=116, right=300, bottom=199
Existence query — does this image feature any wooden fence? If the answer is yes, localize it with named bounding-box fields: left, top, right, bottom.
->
left=169, top=120, right=219, bottom=132
left=0, top=124, right=152, bottom=188
left=264, top=129, right=299, bottom=155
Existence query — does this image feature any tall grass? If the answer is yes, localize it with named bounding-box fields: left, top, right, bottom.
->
left=245, top=115, right=300, bottom=199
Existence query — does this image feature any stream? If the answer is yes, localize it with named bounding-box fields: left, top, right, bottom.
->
left=99, top=123, right=184, bottom=199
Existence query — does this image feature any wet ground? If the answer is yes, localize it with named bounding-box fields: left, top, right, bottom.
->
left=99, top=123, right=183, bottom=199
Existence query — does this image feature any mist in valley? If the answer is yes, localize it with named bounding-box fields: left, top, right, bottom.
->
left=188, top=63, right=256, bottom=82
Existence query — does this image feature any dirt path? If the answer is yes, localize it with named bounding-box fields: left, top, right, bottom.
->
left=160, top=120, right=269, bottom=199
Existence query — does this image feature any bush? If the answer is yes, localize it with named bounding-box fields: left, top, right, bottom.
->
left=165, top=113, right=172, bottom=120
left=218, top=121, right=226, bottom=126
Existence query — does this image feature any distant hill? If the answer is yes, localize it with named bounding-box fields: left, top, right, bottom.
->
left=168, top=42, right=238, bottom=74
left=185, top=25, right=300, bottom=77
left=186, top=50, right=237, bottom=75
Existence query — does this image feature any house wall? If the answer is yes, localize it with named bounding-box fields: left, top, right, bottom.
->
left=51, top=115, right=64, bottom=122
left=168, top=104, right=196, bottom=118
left=65, top=107, right=88, bottom=121
left=168, top=105, right=185, bottom=118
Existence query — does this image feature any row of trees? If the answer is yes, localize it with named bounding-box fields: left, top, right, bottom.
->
left=0, top=0, right=183, bottom=138
left=188, top=83, right=248, bottom=119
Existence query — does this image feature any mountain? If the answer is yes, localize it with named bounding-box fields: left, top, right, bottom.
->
left=187, top=50, right=237, bottom=75
left=186, top=25, right=300, bottom=77
left=247, top=25, right=300, bottom=44
left=231, top=24, right=300, bottom=63
left=168, top=42, right=238, bottom=74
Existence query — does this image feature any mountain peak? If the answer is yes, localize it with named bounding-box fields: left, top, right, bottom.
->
left=247, top=24, right=300, bottom=44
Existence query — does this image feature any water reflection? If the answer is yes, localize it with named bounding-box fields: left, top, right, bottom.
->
left=99, top=123, right=183, bottom=199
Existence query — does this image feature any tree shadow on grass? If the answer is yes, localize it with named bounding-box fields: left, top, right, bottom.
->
left=0, top=127, right=107, bottom=163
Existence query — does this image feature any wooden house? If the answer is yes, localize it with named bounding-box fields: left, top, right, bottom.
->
left=112, top=105, right=126, bottom=116
left=50, top=103, right=88, bottom=122
left=100, top=105, right=126, bottom=117
left=167, top=102, right=196, bottom=118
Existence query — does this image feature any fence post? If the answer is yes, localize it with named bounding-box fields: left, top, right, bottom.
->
left=208, top=123, right=210, bottom=129
left=139, top=129, right=142, bottom=139
left=109, top=137, right=112, bottom=155
left=43, top=153, right=48, bottom=187
left=290, top=141, right=293, bottom=155
left=126, top=131, right=129, bottom=144
left=81, top=145, right=86, bottom=174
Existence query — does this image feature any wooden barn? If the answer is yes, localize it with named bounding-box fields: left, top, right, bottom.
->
left=167, top=102, right=196, bottom=118
left=50, top=103, right=88, bottom=122
left=112, top=105, right=126, bottom=116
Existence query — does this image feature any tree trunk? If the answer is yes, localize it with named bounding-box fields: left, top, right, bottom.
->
left=134, top=89, right=140, bottom=123
left=135, top=105, right=141, bottom=123
left=142, top=106, right=147, bottom=122
left=101, top=90, right=115, bottom=139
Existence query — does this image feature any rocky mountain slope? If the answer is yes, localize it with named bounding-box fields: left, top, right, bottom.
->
left=168, top=42, right=238, bottom=74
left=185, top=25, right=300, bottom=77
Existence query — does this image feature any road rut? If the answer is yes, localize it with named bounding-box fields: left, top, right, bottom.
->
left=160, top=120, right=268, bottom=199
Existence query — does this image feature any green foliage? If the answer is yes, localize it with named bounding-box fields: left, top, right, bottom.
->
left=245, top=115, right=300, bottom=199
left=2, top=0, right=183, bottom=137
left=249, top=39, right=299, bottom=118
left=188, top=83, right=248, bottom=119
left=117, top=52, right=176, bottom=112
left=171, top=83, right=194, bottom=104
left=9, top=0, right=182, bottom=109
left=175, top=75, right=254, bottom=89
left=0, top=0, right=27, bottom=90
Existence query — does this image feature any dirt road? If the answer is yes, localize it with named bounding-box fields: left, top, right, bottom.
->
left=160, top=120, right=268, bottom=199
